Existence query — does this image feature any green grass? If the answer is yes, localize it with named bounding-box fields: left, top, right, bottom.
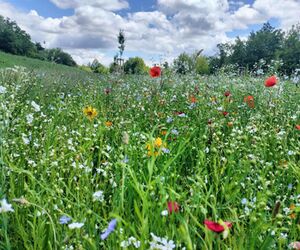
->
left=0, top=51, right=81, bottom=73
left=0, top=66, right=299, bottom=250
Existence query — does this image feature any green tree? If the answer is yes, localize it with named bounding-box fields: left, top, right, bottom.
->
left=118, top=30, right=125, bottom=59
left=46, top=48, right=76, bottom=67
left=173, top=53, right=193, bottom=74
left=124, top=57, right=147, bottom=74
left=245, top=22, right=283, bottom=70
left=88, top=59, right=108, bottom=74
left=195, top=56, right=210, bottom=74
left=278, top=25, right=300, bottom=75
left=229, top=37, right=246, bottom=67
left=0, top=15, right=36, bottom=56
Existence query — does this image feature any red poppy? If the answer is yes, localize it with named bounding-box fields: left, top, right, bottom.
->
left=224, top=91, right=231, bottom=97
left=167, top=201, right=180, bottom=214
left=204, top=219, right=232, bottom=233
left=296, top=125, right=300, bottom=130
left=265, top=76, right=277, bottom=87
left=222, top=111, right=229, bottom=117
left=149, top=66, right=161, bottom=78
left=243, top=95, right=254, bottom=102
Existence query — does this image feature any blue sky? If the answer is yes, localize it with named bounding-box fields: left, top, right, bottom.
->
left=8, top=0, right=74, bottom=17
left=1, top=0, right=299, bottom=65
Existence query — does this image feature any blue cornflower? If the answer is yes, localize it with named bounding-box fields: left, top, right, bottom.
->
left=59, top=215, right=71, bottom=225
left=166, top=117, right=173, bottom=123
left=171, top=129, right=179, bottom=135
left=241, top=198, right=247, bottom=205
left=100, top=219, right=117, bottom=240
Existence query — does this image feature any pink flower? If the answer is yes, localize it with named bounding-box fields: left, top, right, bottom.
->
left=204, top=219, right=232, bottom=233
left=289, top=242, right=300, bottom=250
left=167, top=201, right=180, bottom=214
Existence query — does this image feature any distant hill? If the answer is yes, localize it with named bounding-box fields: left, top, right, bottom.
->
left=0, top=51, right=102, bottom=85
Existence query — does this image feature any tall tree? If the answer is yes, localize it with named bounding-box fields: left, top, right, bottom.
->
left=245, top=22, right=283, bottom=69
left=278, top=25, right=300, bottom=75
left=230, top=37, right=246, bottom=68
left=118, top=30, right=125, bottom=59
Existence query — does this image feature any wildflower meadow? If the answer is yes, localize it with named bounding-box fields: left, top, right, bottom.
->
left=0, top=66, right=300, bottom=249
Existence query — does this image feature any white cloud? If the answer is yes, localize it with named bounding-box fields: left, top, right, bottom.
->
left=0, top=0, right=299, bottom=66
left=49, top=0, right=129, bottom=11
left=253, top=0, right=300, bottom=30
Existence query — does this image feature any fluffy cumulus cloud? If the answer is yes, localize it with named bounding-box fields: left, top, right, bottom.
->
left=0, top=0, right=299, bottom=65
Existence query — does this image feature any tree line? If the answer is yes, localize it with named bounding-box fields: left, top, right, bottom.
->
left=0, top=15, right=76, bottom=67
left=85, top=22, right=299, bottom=77
left=210, top=22, right=300, bottom=76
left=1, top=15, right=299, bottom=75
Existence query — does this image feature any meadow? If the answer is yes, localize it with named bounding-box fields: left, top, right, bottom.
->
left=0, top=60, right=299, bottom=249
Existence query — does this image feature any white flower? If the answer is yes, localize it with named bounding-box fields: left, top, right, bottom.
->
left=279, top=233, right=287, bottom=240
left=150, top=233, right=176, bottom=250
left=22, top=134, right=30, bottom=145
left=161, top=210, right=168, bottom=216
left=93, top=190, right=104, bottom=202
left=178, top=113, right=187, bottom=118
left=31, top=101, right=40, bottom=112
left=0, top=86, right=7, bottom=94
left=68, top=222, right=84, bottom=229
left=26, top=114, right=34, bottom=124
left=0, top=199, right=14, bottom=213
left=120, top=241, right=130, bottom=248
left=129, top=237, right=141, bottom=248
left=122, top=132, right=129, bottom=144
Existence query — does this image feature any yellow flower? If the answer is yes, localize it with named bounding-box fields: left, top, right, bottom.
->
left=83, top=106, right=98, bottom=121
left=105, top=121, right=113, bottom=127
left=154, top=137, right=163, bottom=148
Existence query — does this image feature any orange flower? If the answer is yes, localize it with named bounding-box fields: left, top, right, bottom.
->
left=265, top=76, right=277, bottom=87
left=105, top=121, right=113, bottom=127
left=290, top=204, right=296, bottom=210
left=244, top=95, right=255, bottom=108
left=295, top=125, right=300, bottom=130
left=189, top=95, right=197, bottom=103
left=290, top=213, right=296, bottom=219
left=161, top=130, right=167, bottom=136
left=227, top=122, right=233, bottom=127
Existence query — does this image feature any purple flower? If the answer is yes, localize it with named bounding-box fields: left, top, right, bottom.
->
left=162, top=148, right=170, bottom=154
left=100, top=219, right=117, bottom=240
left=59, top=215, right=71, bottom=225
